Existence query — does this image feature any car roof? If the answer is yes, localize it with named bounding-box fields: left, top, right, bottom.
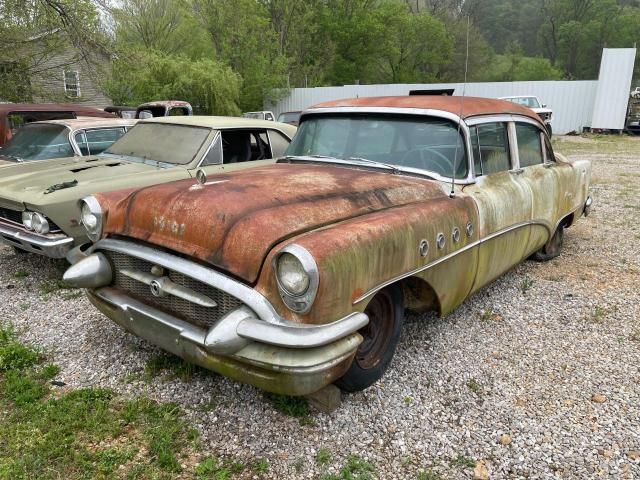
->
left=308, top=96, right=542, bottom=123
left=27, top=117, right=137, bottom=129
left=499, top=95, right=538, bottom=99
left=0, top=103, right=115, bottom=117
left=141, top=115, right=297, bottom=135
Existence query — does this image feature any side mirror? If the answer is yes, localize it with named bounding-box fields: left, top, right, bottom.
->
left=542, top=104, right=547, bottom=108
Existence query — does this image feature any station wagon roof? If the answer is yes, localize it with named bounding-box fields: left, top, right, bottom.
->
left=141, top=115, right=297, bottom=134
left=308, top=96, right=542, bottom=124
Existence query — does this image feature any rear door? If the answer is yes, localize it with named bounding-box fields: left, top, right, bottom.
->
left=463, top=119, right=533, bottom=293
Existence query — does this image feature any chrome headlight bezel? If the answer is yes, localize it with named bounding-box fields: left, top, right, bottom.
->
left=273, top=244, right=319, bottom=314
left=21, top=211, right=34, bottom=230
left=32, top=212, right=50, bottom=234
left=80, top=196, right=103, bottom=242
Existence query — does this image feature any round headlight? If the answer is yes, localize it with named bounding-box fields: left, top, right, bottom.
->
left=277, top=253, right=310, bottom=295
left=32, top=213, right=49, bottom=234
left=80, top=196, right=103, bottom=241
left=21, top=211, right=34, bottom=230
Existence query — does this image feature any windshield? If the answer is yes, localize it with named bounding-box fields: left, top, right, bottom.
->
left=104, top=123, right=211, bottom=165
left=286, top=114, right=468, bottom=178
left=278, top=112, right=301, bottom=124
left=0, top=123, right=74, bottom=161
left=505, top=97, right=541, bottom=108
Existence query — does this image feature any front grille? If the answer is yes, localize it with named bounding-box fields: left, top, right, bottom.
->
left=104, top=250, right=243, bottom=329
left=0, top=207, right=21, bottom=224
left=0, top=207, right=62, bottom=233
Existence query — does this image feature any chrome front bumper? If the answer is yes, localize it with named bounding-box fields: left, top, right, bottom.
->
left=67, top=238, right=368, bottom=395
left=0, top=221, right=73, bottom=258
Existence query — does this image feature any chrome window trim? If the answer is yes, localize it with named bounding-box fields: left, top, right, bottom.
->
left=196, top=131, right=222, bottom=168
left=92, top=238, right=284, bottom=325
left=352, top=219, right=553, bottom=305
left=295, top=106, right=474, bottom=184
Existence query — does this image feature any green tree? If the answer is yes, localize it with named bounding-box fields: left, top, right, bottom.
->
left=105, top=50, right=242, bottom=115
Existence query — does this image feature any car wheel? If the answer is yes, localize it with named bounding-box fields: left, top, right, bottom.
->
left=532, top=224, right=564, bottom=262
left=335, top=285, right=404, bottom=392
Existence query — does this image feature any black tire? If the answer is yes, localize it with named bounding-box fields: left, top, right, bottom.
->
left=335, top=285, right=404, bottom=392
left=532, top=224, right=564, bottom=262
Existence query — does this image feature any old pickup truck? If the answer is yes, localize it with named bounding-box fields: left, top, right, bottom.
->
left=64, top=96, right=592, bottom=396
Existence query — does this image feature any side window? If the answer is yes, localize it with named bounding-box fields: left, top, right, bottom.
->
left=265, top=112, right=274, bottom=121
left=470, top=122, right=511, bottom=176
left=82, top=128, right=126, bottom=155
left=201, top=134, right=223, bottom=166
left=515, top=123, right=544, bottom=167
left=268, top=130, right=292, bottom=158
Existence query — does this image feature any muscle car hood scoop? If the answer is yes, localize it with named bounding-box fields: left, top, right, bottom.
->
left=99, top=163, right=449, bottom=283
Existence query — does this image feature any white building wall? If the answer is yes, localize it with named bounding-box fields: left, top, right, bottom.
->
left=267, top=80, right=599, bottom=135
left=591, top=48, right=637, bottom=130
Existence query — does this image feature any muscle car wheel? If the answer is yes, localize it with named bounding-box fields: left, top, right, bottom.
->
left=532, top=224, right=564, bottom=262
left=335, top=285, right=404, bottom=392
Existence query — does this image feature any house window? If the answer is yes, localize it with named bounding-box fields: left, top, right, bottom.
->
left=63, top=70, right=80, bottom=98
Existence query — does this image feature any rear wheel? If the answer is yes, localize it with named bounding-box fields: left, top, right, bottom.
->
left=335, top=285, right=404, bottom=392
left=532, top=224, right=564, bottom=262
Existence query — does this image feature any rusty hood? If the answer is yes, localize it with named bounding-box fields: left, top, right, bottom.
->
left=99, top=163, right=449, bottom=282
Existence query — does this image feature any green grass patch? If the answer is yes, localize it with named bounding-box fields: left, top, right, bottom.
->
left=0, top=325, right=202, bottom=479
left=39, top=279, right=76, bottom=297
left=451, top=454, right=476, bottom=469
left=266, top=393, right=310, bottom=418
left=13, top=271, right=29, bottom=279
left=316, top=447, right=332, bottom=466
left=144, top=353, right=201, bottom=382
left=320, top=454, right=375, bottom=480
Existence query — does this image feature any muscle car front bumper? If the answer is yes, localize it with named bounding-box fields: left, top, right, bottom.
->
left=0, top=221, right=73, bottom=258
left=65, top=238, right=367, bottom=396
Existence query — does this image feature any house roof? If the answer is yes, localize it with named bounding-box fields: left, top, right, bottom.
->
left=308, top=96, right=542, bottom=123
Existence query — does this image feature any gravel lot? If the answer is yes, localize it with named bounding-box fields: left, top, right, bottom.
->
left=1, top=136, right=639, bottom=479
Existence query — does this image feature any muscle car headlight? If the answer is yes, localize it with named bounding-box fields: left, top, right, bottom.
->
left=21, top=211, right=34, bottom=230
left=274, top=245, right=319, bottom=314
left=80, top=196, right=103, bottom=242
left=32, top=213, right=50, bottom=234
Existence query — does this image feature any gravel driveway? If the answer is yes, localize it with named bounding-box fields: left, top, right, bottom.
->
left=1, top=136, right=639, bottom=479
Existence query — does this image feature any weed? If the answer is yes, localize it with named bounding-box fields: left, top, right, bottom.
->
left=19, top=303, right=29, bottom=310
left=39, top=279, right=75, bottom=296
left=417, top=470, right=443, bottom=480
left=252, top=458, right=269, bottom=475
left=316, top=447, right=332, bottom=466
left=404, top=395, right=414, bottom=406
left=591, top=305, right=609, bottom=323
left=14, top=271, right=29, bottom=279
left=320, top=454, right=375, bottom=480
left=266, top=393, right=310, bottom=417
left=466, top=378, right=483, bottom=395
left=451, top=454, right=476, bottom=469
left=195, top=456, right=243, bottom=479
left=144, top=353, right=199, bottom=381
left=520, top=277, right=534, bottom=294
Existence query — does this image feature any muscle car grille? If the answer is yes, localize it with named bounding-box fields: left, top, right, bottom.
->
left=105, top=250, right=243, bottom=329
left=0, top=207, right=22, bottom=225
left=0, top=207, right=62, bottom=233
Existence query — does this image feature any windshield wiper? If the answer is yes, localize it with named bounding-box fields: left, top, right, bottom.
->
left=346, top=157, right=399, bottom=174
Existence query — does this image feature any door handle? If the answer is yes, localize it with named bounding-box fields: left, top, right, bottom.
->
left=509, top=168, right=524, bottom=175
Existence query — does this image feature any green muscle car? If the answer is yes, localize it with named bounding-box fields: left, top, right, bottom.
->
left=0, top=116, right=296, bottom=258
left=64, top=96, right=592, bottom=397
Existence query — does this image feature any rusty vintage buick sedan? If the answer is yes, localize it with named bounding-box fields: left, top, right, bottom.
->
left=64, top=96, right=592, bottom=396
